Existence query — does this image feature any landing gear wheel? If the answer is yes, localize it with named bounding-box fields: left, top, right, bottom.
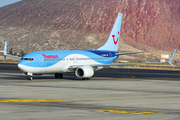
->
left=55, top=73, right=63, bottom=79
left=82, top=78, right=91, bottom=80
left=27, top=76, right=33, bottom=80
left=55, top=73, right=58, bottom=79
left=58, top=73, right=63, bottom=79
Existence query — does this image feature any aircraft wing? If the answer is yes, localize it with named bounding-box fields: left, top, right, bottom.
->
left=3, top=41, right=22, bottom=59
left=91, top=61, right=169, bottom=67
left=115, top=51, right=153, bottom=56
left=69, top=49, right=177, bottom=70
left=98, top=49, right=177, bottom=68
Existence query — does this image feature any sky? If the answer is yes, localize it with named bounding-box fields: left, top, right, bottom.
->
left=0, top=0, right=21, bottom=8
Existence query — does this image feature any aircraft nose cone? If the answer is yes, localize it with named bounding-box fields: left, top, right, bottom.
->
left=18, top=64, right=26, bottom=72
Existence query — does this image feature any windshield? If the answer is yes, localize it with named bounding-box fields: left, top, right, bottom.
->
left=21, top=58, right=34, bottom=61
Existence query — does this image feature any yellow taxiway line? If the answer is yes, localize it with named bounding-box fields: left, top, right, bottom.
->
left=95, top=110, right=165, bottom=115
left=0, top=99, right=71, bottom=103
left=0, top=99, right=165, bottom=115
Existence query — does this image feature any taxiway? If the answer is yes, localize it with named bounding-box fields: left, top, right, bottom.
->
left=0, top=63, right=180, bottom=120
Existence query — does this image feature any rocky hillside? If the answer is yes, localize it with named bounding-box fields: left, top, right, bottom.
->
left=0, top=0, right=180, bottom=55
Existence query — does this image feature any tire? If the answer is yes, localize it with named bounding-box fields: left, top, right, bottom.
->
left=58, top=73, right=63, bottom=79
left=55, top=73, right=58, bottom=79
left=27, top=76, right=33, bottom=80
left=82, top=78, right=90, bottom=80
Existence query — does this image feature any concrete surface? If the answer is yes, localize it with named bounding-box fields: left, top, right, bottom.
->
left=0, top=63, right=180, bottom=120
left=0, top=74, right=180, bottom=119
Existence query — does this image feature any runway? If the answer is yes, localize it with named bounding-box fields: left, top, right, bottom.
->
left=0, top=63, right=180, bottom=119
left=1, top=63, right=180, bottom=80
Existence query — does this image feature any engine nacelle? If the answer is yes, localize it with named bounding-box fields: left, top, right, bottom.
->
left=75, top=66, right=94, bottom=78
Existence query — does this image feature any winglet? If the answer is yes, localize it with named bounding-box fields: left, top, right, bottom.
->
left=168, top=48, right=177, bottom=68
left=2, top=41, right=22, bottom=59
left=3, top=41, right=7, bottom=56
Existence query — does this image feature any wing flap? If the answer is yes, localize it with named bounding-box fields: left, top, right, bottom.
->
left=115, top=51, right=153, bottom=56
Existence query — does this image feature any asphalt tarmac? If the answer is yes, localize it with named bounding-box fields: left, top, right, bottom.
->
left=0, top=63, right=180, bottom=120
left=1, top=63, right=180, bottom=80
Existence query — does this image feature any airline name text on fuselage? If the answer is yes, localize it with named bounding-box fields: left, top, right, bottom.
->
left=42, top=54, right=59, bottom=59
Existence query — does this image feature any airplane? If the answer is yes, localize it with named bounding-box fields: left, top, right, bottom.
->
left=3, top=13, right=177, bottom=80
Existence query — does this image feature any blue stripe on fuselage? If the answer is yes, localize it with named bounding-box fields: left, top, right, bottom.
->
left=18, top=50, right=119, bottom=67
left=86, top=50, right=118, bottom=57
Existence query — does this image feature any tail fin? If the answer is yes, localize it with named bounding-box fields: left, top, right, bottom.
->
left=98, top=13, right=123, bottom=51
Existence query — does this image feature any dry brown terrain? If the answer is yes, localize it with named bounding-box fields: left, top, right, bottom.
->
left=0, top=0, right=180, bottom=61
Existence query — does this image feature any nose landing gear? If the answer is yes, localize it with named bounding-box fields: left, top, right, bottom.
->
left=26, top=72, right=33, bottom=80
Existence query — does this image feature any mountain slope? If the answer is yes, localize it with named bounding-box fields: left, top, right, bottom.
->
left=0, top=0, right=180, bottom=53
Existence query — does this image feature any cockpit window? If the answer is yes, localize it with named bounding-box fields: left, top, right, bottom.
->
left=21, top=58, right=34, bottom=61
left=29, top=58, right=34, bottom=61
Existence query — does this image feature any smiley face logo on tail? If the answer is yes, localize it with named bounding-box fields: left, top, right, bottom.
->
left=112, top=31, right=119, bottom=45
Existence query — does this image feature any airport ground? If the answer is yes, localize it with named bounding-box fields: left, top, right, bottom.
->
left=0, top=63, right=180, bottom=120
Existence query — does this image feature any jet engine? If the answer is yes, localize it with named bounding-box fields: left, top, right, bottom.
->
left=75, top=66, right=94, bottom=78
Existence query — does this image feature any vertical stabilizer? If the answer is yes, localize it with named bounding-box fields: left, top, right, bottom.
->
left=98, top=13, right=123, bottom=51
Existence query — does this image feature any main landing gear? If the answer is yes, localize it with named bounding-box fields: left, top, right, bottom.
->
left=55, top=73, right=63, bottom=79
left=82, top=78, right=91, bottom=80
left=27, top=76, right=33, bottom=80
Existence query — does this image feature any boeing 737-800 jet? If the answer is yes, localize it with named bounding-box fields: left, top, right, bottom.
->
left=3, top=13, right=177, bottom=80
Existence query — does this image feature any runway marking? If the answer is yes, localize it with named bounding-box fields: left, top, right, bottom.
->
left=0, top=99, right=71, bottom=103
left=95, top=110, right=165, bottom=115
